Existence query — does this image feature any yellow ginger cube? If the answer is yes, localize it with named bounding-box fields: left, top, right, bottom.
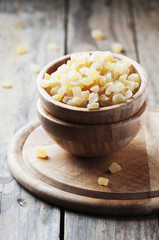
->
left=72, top=86, right=82, bottom=98
left=112, top=93, right=125, bottom=104
left=115, top=60, right=131, bottom=76
left=86, top=68, right=100, bottom=81
left=62, top=96, right=72, bottom=103
left=16, top=45, right=27, bottom=54
left=81, top=90, right=90, bottom=101
left=119, top=74, right=128, bottom=83
left=89, top=92, right=98, bottom=104
left=71, top=97, right=83, bottom=105
left=58, top=86, right=68, bottom=96
left=125, top=89, right=133, bottom=99
left=36, top=148, right=47, bottom=159
left=109, top=162, right=121, bottom=173
left=2, top=82, right=12, bottom=88
left=58, top=64, right=70, bottom=74
left=98, top=177, right=109, bottom=186
left=69, top=69, right=81, bottom=80
left=52, top=94, right=63, bottom=101
left=90, top=85, right=100, bottom=93
left=87, top=103, right=99, bottom=110
left=91, top=29, right=104, bottom=40
left=125, top=80, right=139, bottom=92
left=79, top=67, right=90, bottom=75
left=111, top=42, right=123, bottom=53
left=40, top=78, right=60, bottom=88
left=50, top=86, right=61, bottom=95
left=31, top=64, right=41, bottom=74
left=80, top=77, right=94, bottom=86
left=47, top=42, right=58, bottom=51
left=91, top=62, right=103, bottom=70
left=128, top=73, right=140, bottom=83
left=45, top=73, right=51, bottom=80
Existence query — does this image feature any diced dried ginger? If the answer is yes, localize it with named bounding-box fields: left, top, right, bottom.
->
left=47, top=42, right=58, bottom=51
left=87, top=103, right=99, bottom=110
left=111, top=42, right=123, bottom=53
left=36, top=148, right=47, bottom=159
left=40, top=51, right=140, bottom=109
left=2, top=82, right=12, bottom=88
left=16, top=45, right=27, bottom=54
left=31, top=64, right=41, bottom=74
left=109, top=162, right=121, bottom=173
left=91, top=29, right=104, bottom=40
left=98, top=177, right=109, bottom=186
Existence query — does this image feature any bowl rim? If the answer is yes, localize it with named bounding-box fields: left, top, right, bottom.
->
left=37, top=99, right=147, bottom=128
left=37, top=51, right=148, bottom=113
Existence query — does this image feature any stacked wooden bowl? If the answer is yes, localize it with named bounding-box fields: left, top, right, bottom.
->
left=37, top=52, right=148, bottom=157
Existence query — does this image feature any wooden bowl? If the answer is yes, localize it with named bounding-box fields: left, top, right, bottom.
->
left=37, top=52, right=148, bottom=124
left=37, top=99, right=147, bottom=157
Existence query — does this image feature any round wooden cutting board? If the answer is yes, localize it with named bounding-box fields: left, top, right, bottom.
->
left=7, top=109, right=159, bottom=215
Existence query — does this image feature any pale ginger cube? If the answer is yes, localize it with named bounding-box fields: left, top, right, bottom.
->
left=81, top=77, right=94, bottom=86
left=99, top=94, right=110, bottom=106
left=2, top=82, right=12, bottom=88
left=71, top=97, right=83, bottom=105
left=31, top=64, right=41, bottom=74
left=125, top=89, right=133, bottom=99
left=98, top=177, right=109, bottom=187
left=109, top=162, right=121, bottom=173
left=47, top=42, right=58, bottom=51
left=52, top=94, right=63, bottom=101
left=40, top=79, right=60, bottom=88
left=45, top=73, right=51, bottom=80
left=86, top=68, right=100, bottom=81
left=69, top=69, right=81, bottom=80
left=89, top=92, right=99, bottom=104
left=91, top=29, right=104, bottom=40
left=91, top=62, right=103, bottom=70
left=111, top=42, right=123, bottom=53
left=90, top=85, right=100, bottom=93
left=58, top=86, right=68, bottom=96
left=62, top=95, right=72, bottom=103
left=115, top=60, right=131, bottom=76
left=79, top=66, right=90, bottom=75
left=16, top=45, right=27, bottom=54
left=119, top=73, right=128, bottom=83
left=36, top=148, right=47, bottom=159
left=72, top=86, right=82, bottom=98
left=87, top=103, right=99, bottom=110
left=81, top=90, right=90, bottom=101
left=125, top=80, right=139, bottom=92
left=112, top=93, right=125, bottom=104
left=128, top=73, right=140, bottom=83
left=50, top=86, right=61, bottom=96
left=58, top=64, right=70, bottom=74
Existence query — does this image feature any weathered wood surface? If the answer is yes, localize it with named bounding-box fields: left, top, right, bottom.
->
left=65, top=0, right=159, bottom=239
left=0, top=0, right=64, bottom=239
left=1, top=0, right=159, bottom=239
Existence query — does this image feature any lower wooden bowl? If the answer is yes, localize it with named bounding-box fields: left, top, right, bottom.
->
left=37, top=100, right=147, bottom=157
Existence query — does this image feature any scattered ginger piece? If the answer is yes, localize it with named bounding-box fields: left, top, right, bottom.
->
left=36, top=148, right=47, bottom=159
left=111, top=42, right=123, bottom=53
left=16, top=45, right=27, bottom=54
left=109, top=162, right=121, bottom=173
left=31, top=64, right=41, bottom=74
left=47, top=42, right=59, bottom=51
left=91, top=29, right=104, bottom=40
left=98, top=177, right=109, bottom=187
left=2, top=82, right=12, bottom=88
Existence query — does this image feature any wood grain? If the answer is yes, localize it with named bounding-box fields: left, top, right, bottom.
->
left=7, top=109, right=159, bottom=215
left=0, top=0, right=64, bottom=239
left=38, top=100, right=147, bottom=157
left=132, top=0, right=159, bottom=106
left=65, top=0, right=159, bottom=238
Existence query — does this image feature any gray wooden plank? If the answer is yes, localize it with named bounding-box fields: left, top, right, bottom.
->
left=67, top=0, right=136, bottom=59
left=64, top=0, right=159, bottom=239
left=0, top=0, right=65, bottom=239
left=65, top=212, right=159, bottom=240
left=132, top=0, right=159, bottom=106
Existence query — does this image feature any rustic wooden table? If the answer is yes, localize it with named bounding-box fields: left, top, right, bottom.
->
left=1, top=0, right=159, bottom=239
